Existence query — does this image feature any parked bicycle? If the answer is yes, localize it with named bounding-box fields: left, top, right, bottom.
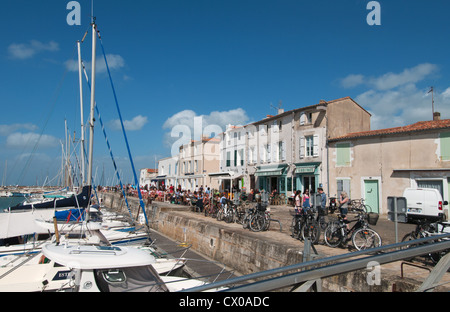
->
left=216, top=199, right=235, bottom=223
left=204, top=197, right=219, bottom=218
left=290, top=209, right=305, bottom=239
left=324, top=207, right=381, bottom=250
left=241, top=206, right=257, bottom=229
left=249, top=203, right=271, bottom=232
left=301, top=208, right=320, bottom=244
left=349, top=198, right=372, bottom=214
left=402, top=219, right=450, bottom=264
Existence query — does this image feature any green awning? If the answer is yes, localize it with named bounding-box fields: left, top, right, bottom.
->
left=295, top=163, right=320, bottom=174
left=255, top=165, right=287, bottom=177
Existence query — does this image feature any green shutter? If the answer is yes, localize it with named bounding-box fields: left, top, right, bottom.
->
left=336, top=143, right=351, bottom=166
left=441, top=132, right=450, bottom=161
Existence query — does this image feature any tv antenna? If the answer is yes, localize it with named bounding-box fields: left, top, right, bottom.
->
left=428, top=86, right=435, bottom=119
left=270, top=100, right=283, bottom=114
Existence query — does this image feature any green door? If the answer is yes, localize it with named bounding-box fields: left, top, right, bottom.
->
left=364, top=180, right=379, bottom=213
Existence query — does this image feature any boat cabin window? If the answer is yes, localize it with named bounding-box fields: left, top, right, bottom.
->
left=94, top=266, right=169, bottom=292
left=102, top=269, right=126, bottom=283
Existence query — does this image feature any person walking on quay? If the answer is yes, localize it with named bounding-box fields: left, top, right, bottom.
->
left=294, top=190, right=302, bottom=214
left=338, top=191, right=350, bottom=229
left=302, top=189, right=311, bottom=211
left=317, top=187, right=327, bottom=229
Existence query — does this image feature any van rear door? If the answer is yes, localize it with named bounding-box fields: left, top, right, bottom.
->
left=422, top=188, right=439, bottom=217
left=405, top=189, right=424, bottom=215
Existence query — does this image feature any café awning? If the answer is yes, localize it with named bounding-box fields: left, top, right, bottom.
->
left=295, top=163, right=320, bottom=174
left=255, top=164, right=288, bottom=177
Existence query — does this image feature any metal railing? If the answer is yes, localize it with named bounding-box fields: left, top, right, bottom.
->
left=181, top=233, right=450, bottom=292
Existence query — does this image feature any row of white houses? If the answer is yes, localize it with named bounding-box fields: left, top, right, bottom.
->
left=143, top=97, right=450, bottom=217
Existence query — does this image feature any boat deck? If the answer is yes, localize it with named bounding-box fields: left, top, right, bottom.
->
left=148, top=228, right=238, bottom=283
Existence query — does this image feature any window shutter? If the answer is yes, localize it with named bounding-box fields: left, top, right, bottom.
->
left=260, top=145, right=265, bottom=163
left=299, top=137, right=305, bottom=159
left=313, top=134, right=320, bottom=157
left=300, top=113, right=306, bottom=125
left=282, top=141, right=286, bottom=160
left=267, top=144, right=271, bottom=163
left=273, top=143, right=278, bottom=162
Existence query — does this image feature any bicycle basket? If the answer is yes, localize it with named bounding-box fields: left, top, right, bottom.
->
left=367, top=212, right=379, bottom=226
left=257, top=203, right=267, bottom=211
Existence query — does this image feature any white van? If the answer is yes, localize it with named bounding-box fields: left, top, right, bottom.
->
left=403, top=188, right=448, bottom=222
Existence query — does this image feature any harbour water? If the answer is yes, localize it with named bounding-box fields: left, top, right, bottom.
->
left=0, top=197, right=26, bottom=211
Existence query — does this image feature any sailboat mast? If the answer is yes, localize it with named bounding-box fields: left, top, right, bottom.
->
left=87, top=20, right=96, bottom=188
left=77, top=40, right=85, bottom=186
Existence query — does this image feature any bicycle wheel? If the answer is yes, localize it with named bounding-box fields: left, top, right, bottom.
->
left=290, top=216, right=299, bottom=238
left=352, top=228, right=382, bottom=250
left=250, top=214, right=266, bottom=232
left=324, top=222, right=343, bottom=248
left=263, top=215, right=270, bottom=231
left=225, top=210, right=234, bottom=223
left=216, top=208, right=223, bottom=221
left=301, top=220, right=320, bottom=244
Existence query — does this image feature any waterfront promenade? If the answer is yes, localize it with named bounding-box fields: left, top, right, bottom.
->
left=102, top=192, right=450, bottom=291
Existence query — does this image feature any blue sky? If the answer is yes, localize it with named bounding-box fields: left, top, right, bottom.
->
left=1, top=0, right=450, bottom=186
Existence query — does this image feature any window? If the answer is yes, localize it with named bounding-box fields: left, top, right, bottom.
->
left=266, top=144, right=271, bottom=163
left=441, top=132, right=450, bottom=161
left=234, top=150, right=237, bottom=167
left=249, top=146, right=256, bottom=164
left=417, top=180, right=444, bottom=197
left=240, top=149, right=244, bottom=166
left=336, top=143, right=351, bottom=166
left=272, top=120, right=279, bottom=132
left=306, top=136, right=314, bottom=157
left=259, top=124, right=267, bottom=136
left=287, top=177, right=292, bottom=192
left=300, top=135, right=319, bottom=159
left=226, top=151, right=231, bottom=167
left=337, top=179, right=351, bottom=198
left=279, top=178, right=286, bottom=192
left=300, top=113, right=306, bottom=125
left=278, top=141, right=286, bottom=161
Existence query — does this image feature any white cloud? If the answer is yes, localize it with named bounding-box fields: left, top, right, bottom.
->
left=340, top=74, right=365, bottom=88
left=110, top=115, right=148, bottom=131
left=65, top=54, right=125, bottom=74
left=163, top=108, right=250, bottom=155
left=340, top=63, right=448, bottom=130
left=368, top=63, right=438, bottom=91
left=0, top=124, right=38, bottom=136
left=8, top=40, right=59, bottom=60
left=340, top=63, right=438, bottom=90
left=6, top=132, right=59, bottom=149
left=163, top=108, right=249, bottom=131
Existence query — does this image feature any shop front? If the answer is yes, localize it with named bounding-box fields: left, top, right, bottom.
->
left=294, top=162, right=321, bottom=194
left=255, top=164, right=289, bottom=196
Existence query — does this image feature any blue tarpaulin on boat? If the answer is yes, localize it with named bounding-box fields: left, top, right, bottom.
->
left=55, top=209, right=86, bottom=222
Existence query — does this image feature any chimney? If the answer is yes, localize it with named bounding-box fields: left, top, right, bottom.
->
left=433, top=112, right=441, bottom=121
left=277, top=108, right=284, bottom=115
